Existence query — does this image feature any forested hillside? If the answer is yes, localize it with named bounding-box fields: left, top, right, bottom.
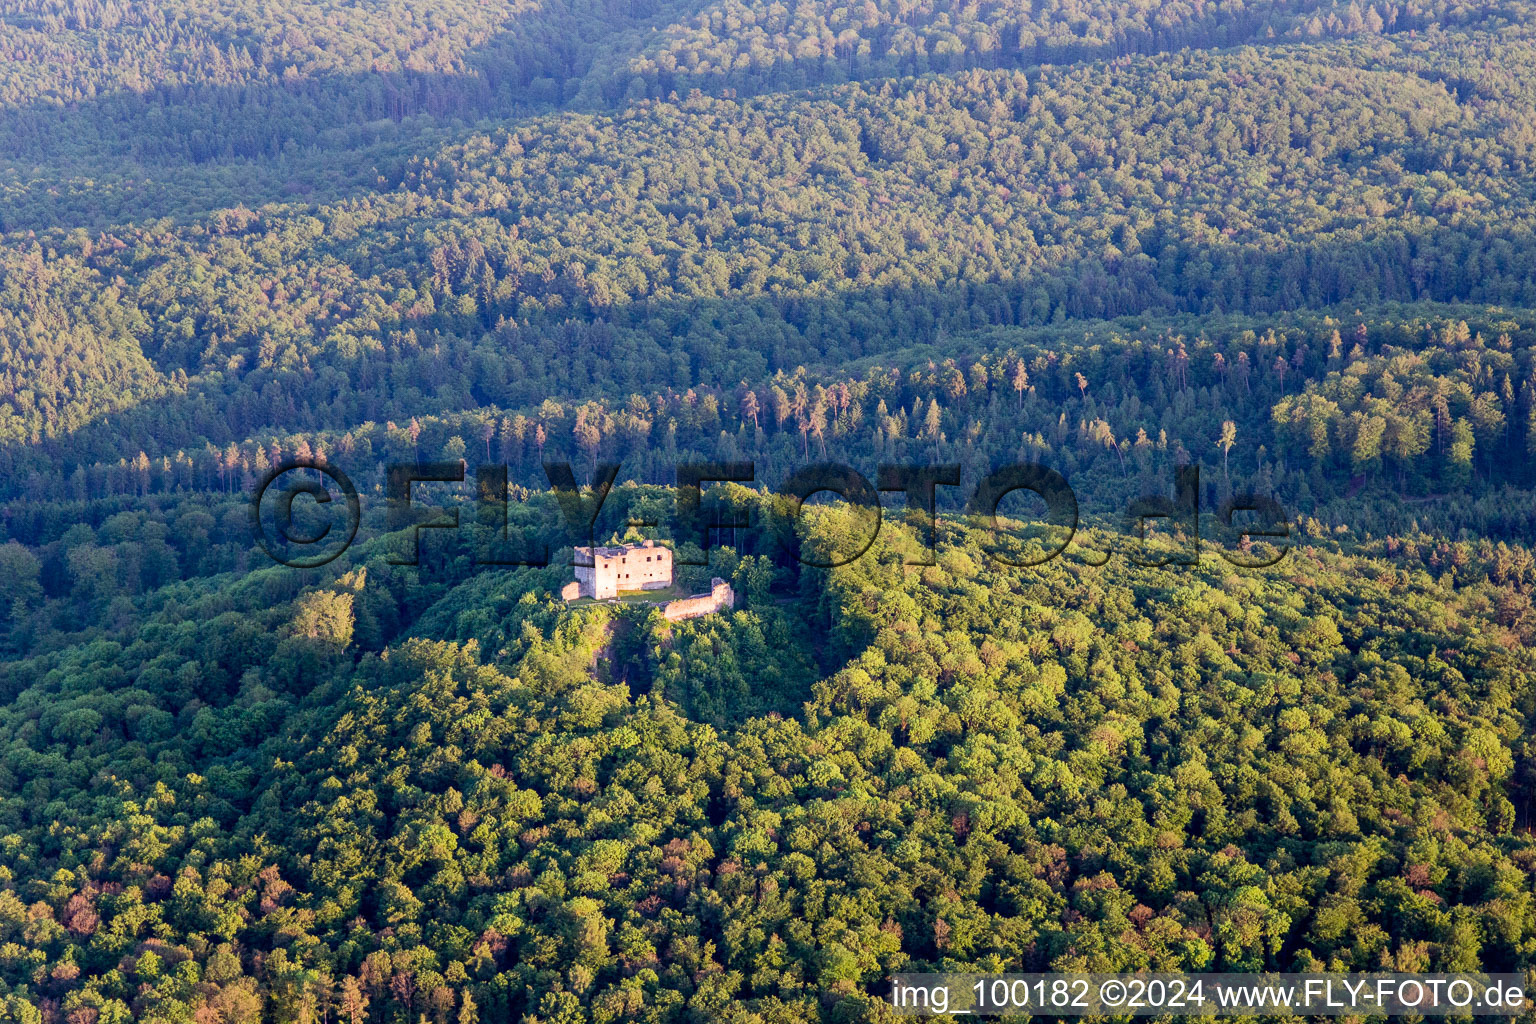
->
left=3, top=0, right=1536, bottom=1021
left=4, top=508, right=1536, bottom=1023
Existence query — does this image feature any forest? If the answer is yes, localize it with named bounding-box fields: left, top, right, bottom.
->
left=4, top=0, right=1536, bottom=1021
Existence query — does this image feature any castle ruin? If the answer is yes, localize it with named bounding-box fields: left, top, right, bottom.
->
left=559, top=540, right=733, bottom=619
left=561, top=539, right=672, bottom=601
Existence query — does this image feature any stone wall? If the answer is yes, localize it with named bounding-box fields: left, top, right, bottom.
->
left=662, top=579, right=735, bottom=622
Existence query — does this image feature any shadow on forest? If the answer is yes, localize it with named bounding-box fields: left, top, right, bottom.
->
left=0, top=0, right=1434, bottom=230
left=3, top=211, right=1536, bottom=505
left=0, top=0, right=711, bottom=230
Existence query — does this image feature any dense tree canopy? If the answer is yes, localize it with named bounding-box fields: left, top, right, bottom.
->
left=2, top=0, right=1536, bottom=1020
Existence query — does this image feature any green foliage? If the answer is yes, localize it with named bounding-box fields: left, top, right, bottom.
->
left=2, top=0, right=1536, bottom=1019
left=2, top=509, right=1536, bottom=1020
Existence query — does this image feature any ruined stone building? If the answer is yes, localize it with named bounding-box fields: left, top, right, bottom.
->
left=561, top=540, right=672, bottom=601
left=559, top=541, right=733, bottom=619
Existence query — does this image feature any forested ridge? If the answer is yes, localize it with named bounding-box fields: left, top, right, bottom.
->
left=5, top=508, right=1536, bottom=1023
left=4, top=0, right=1536, bottom=1020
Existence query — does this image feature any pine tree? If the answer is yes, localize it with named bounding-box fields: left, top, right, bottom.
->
left=339, top=978, right=369, bottom=1024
